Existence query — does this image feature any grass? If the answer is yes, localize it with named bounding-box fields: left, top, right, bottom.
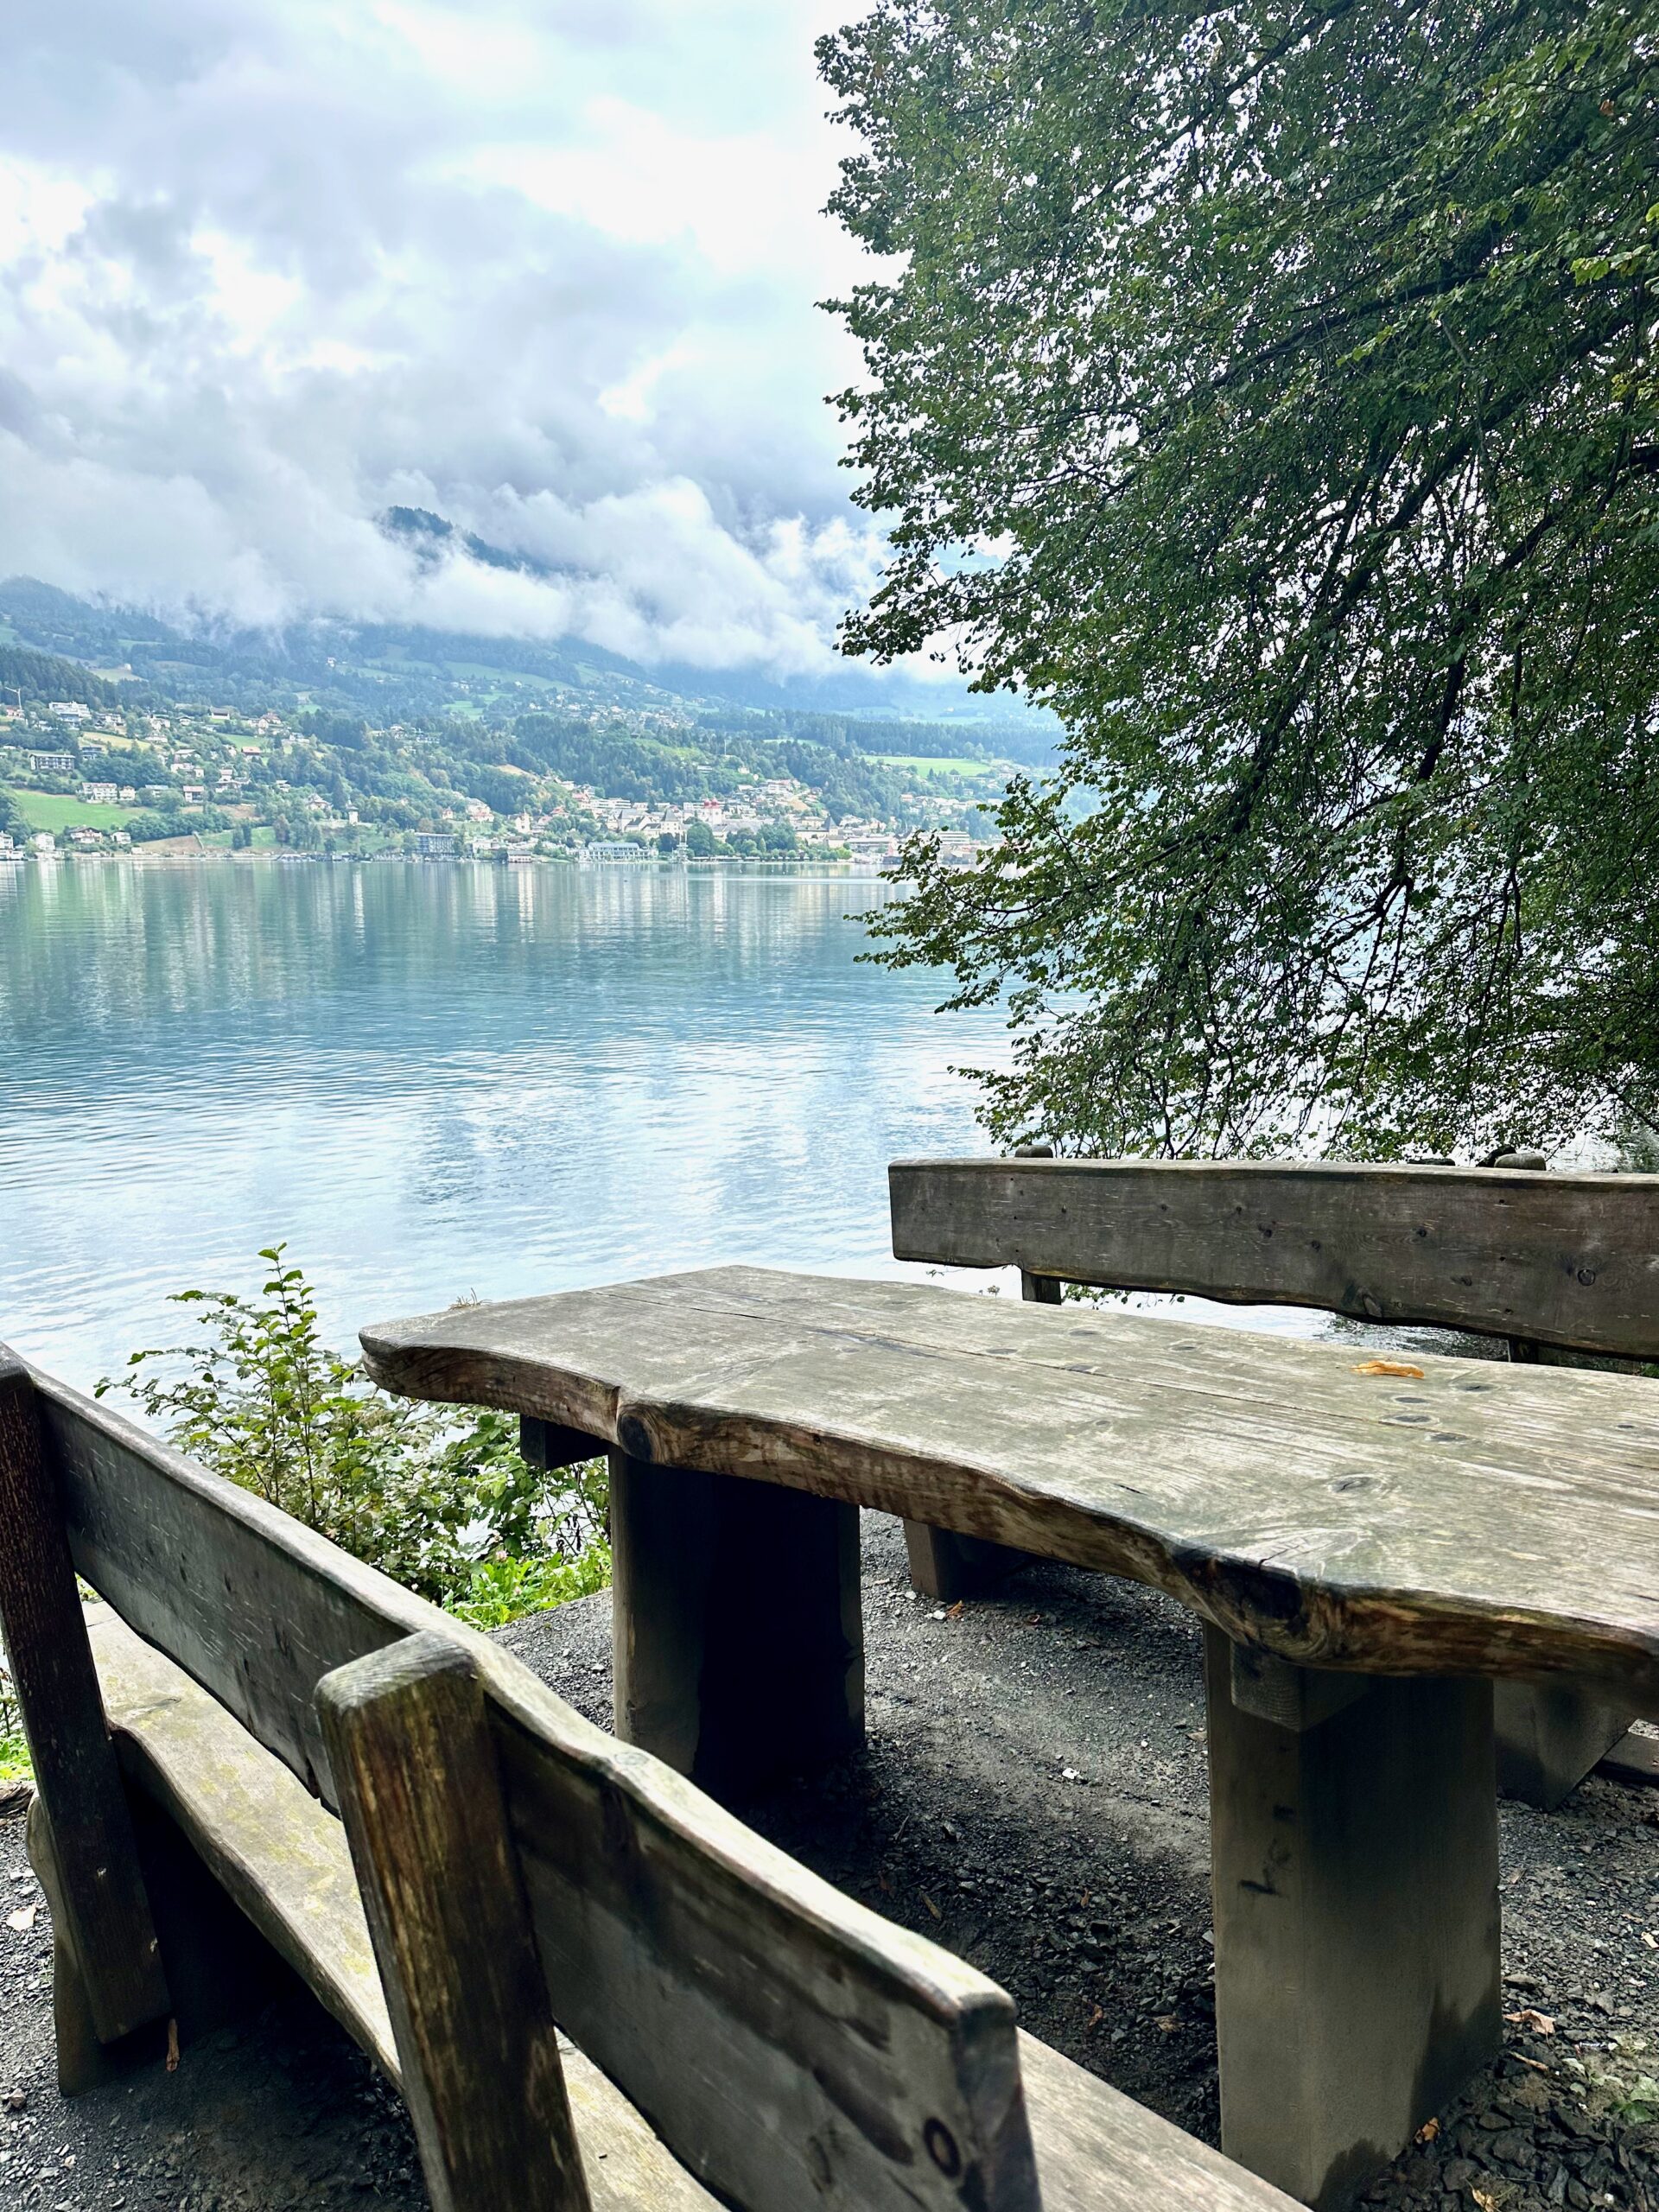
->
left=9, top=790, right=136, bottom=831
left=0, top=1669, right=26, bottom=1784
left=872, top=753, right=1006, bottom=777
left=448, top=1538, right=613, bottom=1630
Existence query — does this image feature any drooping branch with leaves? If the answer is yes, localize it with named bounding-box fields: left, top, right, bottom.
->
left=823, top=0, right=1659, bottom=1157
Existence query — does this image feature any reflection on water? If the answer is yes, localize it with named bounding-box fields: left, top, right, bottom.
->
left=0, top=860, right=1010, bottom=1387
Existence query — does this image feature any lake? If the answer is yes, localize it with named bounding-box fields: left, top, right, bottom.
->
left=0, top=857, right=1011, bottom=1390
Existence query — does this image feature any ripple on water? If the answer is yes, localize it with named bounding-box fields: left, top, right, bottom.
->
left=0, top=862, right=1010, bottom=1385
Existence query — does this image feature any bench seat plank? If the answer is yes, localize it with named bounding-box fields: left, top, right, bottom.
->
left=88, top=1607, right=393, bottom=2068
left=1019, top=2036, right=1291, bottom=2212
left=360, top=1265, right=1659, bottom=1696
left=85, top=1607, right=721, bottom=2212
left=86, top=1606, right=1294, bottom=2212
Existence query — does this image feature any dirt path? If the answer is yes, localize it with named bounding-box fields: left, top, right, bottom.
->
left=5, top=1515, right=1659, bottom=2209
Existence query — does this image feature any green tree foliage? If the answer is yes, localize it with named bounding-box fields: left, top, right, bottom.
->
left=0, top=1659, right=25, bottom=1783
left=0, top=642, right=124, bottom=709
left=78, top=749, right=168, bottom=788
left=99, top=1249, right=609, bottom=1622
left=126, top=805, right=232, bottom=842
left=823, top=0, right=1659, bottom=1157
left=511, top=710, right=920, bottom=821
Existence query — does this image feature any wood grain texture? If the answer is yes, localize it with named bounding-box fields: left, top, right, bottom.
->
left=30, top=1368, right=441, bottom=1807
left=610, top=1450, right=863, bottom=1792
left=1492, top=1680, right=1634, bottom=1811
left=0, top=1352, right=169, bottom=2043
left=1018, top=2035, right=1297, bottom=2212
left=1205, top=1631, right=1500, bottom=2208
left=23, top=1364, right=1038, bottom=2203
left=88, top=1598, right=1289, bottom=2210
left=46, top=1354, right=1295, bottom=2209
left=362, top=1266, right=1659, bottom=1694
left=86, top=1606, right=721, bottom=2209
left=889, top=1158, right=1659, bottom=1357
left=485, top=1653, right=1042, bottom=2211
left=87, top=1606, right=392, bottom=2063
left=25, top=1796, right=125, bottom=2096
left=36, top=1375, right=1032, bottom=2209
left=321, top=1635, right=593, bottom=2212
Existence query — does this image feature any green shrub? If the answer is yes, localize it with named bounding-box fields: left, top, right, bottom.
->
left=0, top=1660, right=26, bottom=1783
left=98, top=1247, right=609, bottom=1619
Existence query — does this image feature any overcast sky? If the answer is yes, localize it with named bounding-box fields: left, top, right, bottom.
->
left=0, top=0, right=902, bottom=676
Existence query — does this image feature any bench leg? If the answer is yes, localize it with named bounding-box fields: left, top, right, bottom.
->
left=610, top=1452, right=863, bottom=1797
left=28, top=1796, right=123, bottom=2096
left=321, top=1633, right=592, bottom=2212
left=902, top=1521, right=1033, bottom=1603
left=1205, top=1629, right=1501, bottom=2210
left=30, top=1782, right=298, bottom=2094
left=0, top=1356, right=168, bottom=2045
left=1495, top=1681, right=1636, bottom=1809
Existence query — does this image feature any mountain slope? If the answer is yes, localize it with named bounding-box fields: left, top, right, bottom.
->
left=0, top=577, right=1058, bottom=766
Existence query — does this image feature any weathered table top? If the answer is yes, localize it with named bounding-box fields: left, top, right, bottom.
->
left=362, top=1266, right=1659, bottom=1698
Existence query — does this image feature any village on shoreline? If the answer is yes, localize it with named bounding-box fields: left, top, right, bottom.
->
left=0, top=690, right=997, bottom=874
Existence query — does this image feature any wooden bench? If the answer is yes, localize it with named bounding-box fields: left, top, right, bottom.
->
left=890, top=1153, right=1659, bottom=1808
left=0, top=1346, right=1299, bottom=2212
left=359, top=1263, right=1659, bottom=2207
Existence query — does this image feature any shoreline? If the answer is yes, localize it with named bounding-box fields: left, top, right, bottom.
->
left=2, top=845, right=893, bottom=872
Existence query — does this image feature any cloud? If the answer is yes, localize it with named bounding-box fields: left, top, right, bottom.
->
left=0, top=0, right=898, bottom=677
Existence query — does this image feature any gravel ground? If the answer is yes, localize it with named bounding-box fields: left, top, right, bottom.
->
left=4, top=1510, right=1659, bottom=2210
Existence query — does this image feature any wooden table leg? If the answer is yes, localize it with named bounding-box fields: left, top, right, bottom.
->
left=1495, top=1681, right=1636, bottom=1809
left=900, top=1268, right=1059, bottom=1605
left=609, top=1452, right=864, bottom=1798
left=902, top=1522, right=1031, bottom=1604
left=1205, top=1628, right=1501, bottom=2210
left=1496, top=1313, right=1637, bottom=1807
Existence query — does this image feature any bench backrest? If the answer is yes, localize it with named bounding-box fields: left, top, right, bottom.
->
left=8, top=1360, right=1040, bottom=2212
left=888, top=1157, right=1659, bottom=1357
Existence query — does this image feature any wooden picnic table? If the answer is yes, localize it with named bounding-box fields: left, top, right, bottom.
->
left=362, top=1265, right=1659, bottom=2210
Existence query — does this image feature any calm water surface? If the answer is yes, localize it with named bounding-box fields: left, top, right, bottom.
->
left=0, top=858, right=1012, bottom=1388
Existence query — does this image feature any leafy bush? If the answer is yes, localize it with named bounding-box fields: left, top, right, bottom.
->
left=99, top=1248, right=609, bottom=1618
left=0, top=1658, right=26, bottom=1783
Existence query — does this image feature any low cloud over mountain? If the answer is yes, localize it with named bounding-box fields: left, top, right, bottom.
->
left=1, top=0, right=912, bottom=683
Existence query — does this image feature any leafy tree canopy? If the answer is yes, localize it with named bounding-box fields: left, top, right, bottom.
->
left=822, top=0, right=1659, bottom=1157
